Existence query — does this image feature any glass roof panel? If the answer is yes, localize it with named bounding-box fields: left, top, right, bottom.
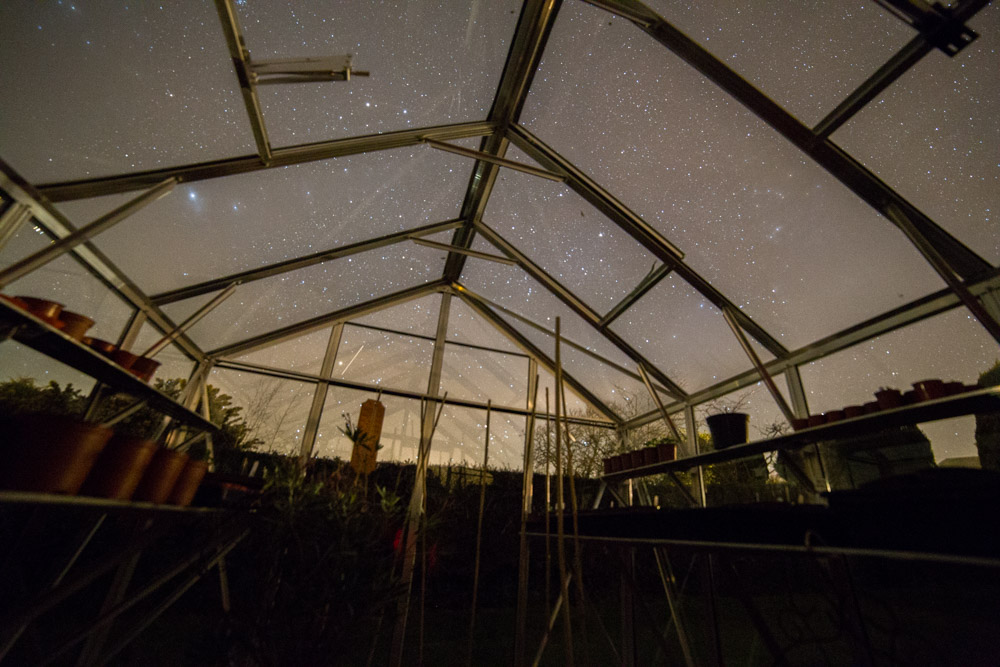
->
left=440, top=343, right=528, bottom=409
left=0, top=2, right=253, bottom=182
left=209, top=368, right=314, bottom=456
left=535, top=365, right=591, bottom=419
left=522, top=2, right=945, bottom=348
left=334, top=324, right=433, bottom=394
left=483, top=145, right=660, bottom=313
left=161, top=243, right=448, bottom=351
left=461, top=237, right=634, bottom=368
left=236, top=1, right=521, bottom=146
left=799, top=307, right=998, bottom=462
left=55, top=147, right=470, bottom=294
left=315, top=388, right=422, bottom=462
left=349, top=293, right=442, bottom=337
left=831, top=6, right=1000, bottom=263
left=446, top=297, right=522, bottom=355
left=230, top=327, right=333, bottom=376
left=642, top=0, right=913, bottom=125
left=610, top=274, right=761, bottom=394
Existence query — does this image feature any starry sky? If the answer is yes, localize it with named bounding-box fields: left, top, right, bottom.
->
left=0, top=0, right=998, bottom=465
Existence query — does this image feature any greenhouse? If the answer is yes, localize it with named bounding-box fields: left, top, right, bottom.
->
left=0, top=0, right=998, bottom=664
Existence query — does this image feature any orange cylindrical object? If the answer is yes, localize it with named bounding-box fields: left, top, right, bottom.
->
left=133, top=449, right=188, bottom=504
left=350, top=399, right=385, bottom=475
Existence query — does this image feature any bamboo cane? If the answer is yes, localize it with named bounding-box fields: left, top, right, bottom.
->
left=467, top=400, right=491, bottom=664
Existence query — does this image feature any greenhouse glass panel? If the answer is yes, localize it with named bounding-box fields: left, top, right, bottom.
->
left=522, top=1, right=945, bottom=348
left=535, top=365, right=591, bottom=420
left=798, top=306, right=999, bottom=463
left=831, top=6, right=1000, bottom=263
left=230, top=327, right=333, bottom=376
left=439, top=343, right=528, bottom=409
left=611, top=274, right=763, bottom=394
left=461, top=238, right=635, bottom=368
left=643, top=0, right=913, bottom=125
left=315, top=387, right=422, bottom=463
left=432, top=405, right=525, bottom=470
left=333, top=324, right=434, bottom=394
left=350, top=293, right=442, bottom=337
left=161, top=243, right=448, bottom=351
left=54, top=147, right=470, bottom=294
left=483, top=146, right=660, bottom=313
left=235, top=0, right=521, bottom=146
left=446, top=297, right=522, bottom=355
left=0, top=2, right=253, bottom=182
left=209, top=368, right=314, bottom=457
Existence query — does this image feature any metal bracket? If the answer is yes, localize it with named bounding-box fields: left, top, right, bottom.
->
left=878, top=0, right=978, bottom=55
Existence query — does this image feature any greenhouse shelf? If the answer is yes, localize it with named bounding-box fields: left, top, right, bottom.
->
left=0, top=299, right=216, bottom=432
left=602, top=385, right=1000, bottom=482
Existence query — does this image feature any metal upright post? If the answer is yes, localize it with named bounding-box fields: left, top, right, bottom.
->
left=685, top=405, right=706, bottom=507
left=468, top=400, right=492, bottom=665
left=389, top=293, right=451, bottom=667
left=514, top=363, right=539, bottom=666
left=298, top=324, right=344, bottom=466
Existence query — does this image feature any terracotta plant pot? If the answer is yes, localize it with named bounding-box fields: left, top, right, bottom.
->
left=902, top=389, right=919, bottom=405
left=58, top=310, right=94, bottom=341
left=80, top=435, right=158, bottom=500
left=602, top=457, right=614, bottom=475
left=913, top=379, right=946, bottom=402
left=824, top=410, right=845, bottom=423
left=643, top=446, right=658, bottom=467
left=629, top=450, right=645, bottom=469
left=843, top=405, right=865, bottom=419
left=16, top=296, right=63, bottom=323
left=110, top=348, right=139, bottom=371
left=0, top=294, right=28, bottom=309
left=133, top=449, right=189, bottom=504
left=0, top=415, right=112, bottom=494
left=807, top=414, right=826, bottom=428
left=168, top=458, right=209, bottom=506
left=706, top=412, right=749, bottom=449
left=863, top=401, right=881, bottom=414
left=130, top=356, right=161, bottom=382
left=944, top=381, right=964, bottom=396
left=609, top=454, right=622, bottom=472
left=87, top=337, right=118, bottom=357
left=790, top=417, right=810, bottom=431
left=874, top=388, right=903, bottom=410
left=656, top=441, right=677, bottom=462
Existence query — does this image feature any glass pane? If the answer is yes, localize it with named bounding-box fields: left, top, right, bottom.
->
left=350, top=293, right=442, bottom=337
left=314, top=387, right=422, bottom=463
left=334, top=324, right=433, bottom=394
left=208, top=368, right=314, bottom=456
left=536, top=364, right=594, bottom=420
left=483, top=145, right=660, bottom=313
left=521, top=2, right=945, bottom=348
left=446, top=297, right=521, bottom=355
left=130, top=324, right=196, bottom=387
left=433, top=405, right=525, bottom=470
left=236, top=1, right=521, bottom=146
left=0, top=342, right=98, bottom=416
left=439, top=343, right=528, bottom=409
left=798, top=307, right=998, bottom=463
left=611, top=275, right=760, bottom=394
left=642, top=0, right=913, bottom=124
left=462, top=237, right=635, bottom=368
left=161, top=243, right=448, bottom=351
left=231, top=327, right=332, bottom=376
left=832, top=6, right=1000, bottom=263
left=55, top=147, right=469, bottom=294
left=0, top=2, right=253, bottom=182
left=1, top=228, right=134, bottom=343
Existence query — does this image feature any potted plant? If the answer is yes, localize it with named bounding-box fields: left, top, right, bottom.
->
left=168, top=446, right=210, bottom=506
left=704, top=399, right=750, bottom=450
left=80, top=433, right=158, bottom=500
left=0, top=414, right=112, bottom=494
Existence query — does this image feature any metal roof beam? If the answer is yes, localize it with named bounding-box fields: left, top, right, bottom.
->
left=208, top=280, right=448, bottom=358
left=588, top=0, right=992, bottom=282
left=507, top=125, right=789, bottom=359
left=444, top=0, right=563, bottom=282
left=37, top=121, right=497, bottom=202
left=473, top=221, right=689, bottom=400
left=151, top=218, right=464, bottom=305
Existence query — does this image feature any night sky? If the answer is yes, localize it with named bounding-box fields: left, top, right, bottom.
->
left=0, top=0, right=997, bottom=464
